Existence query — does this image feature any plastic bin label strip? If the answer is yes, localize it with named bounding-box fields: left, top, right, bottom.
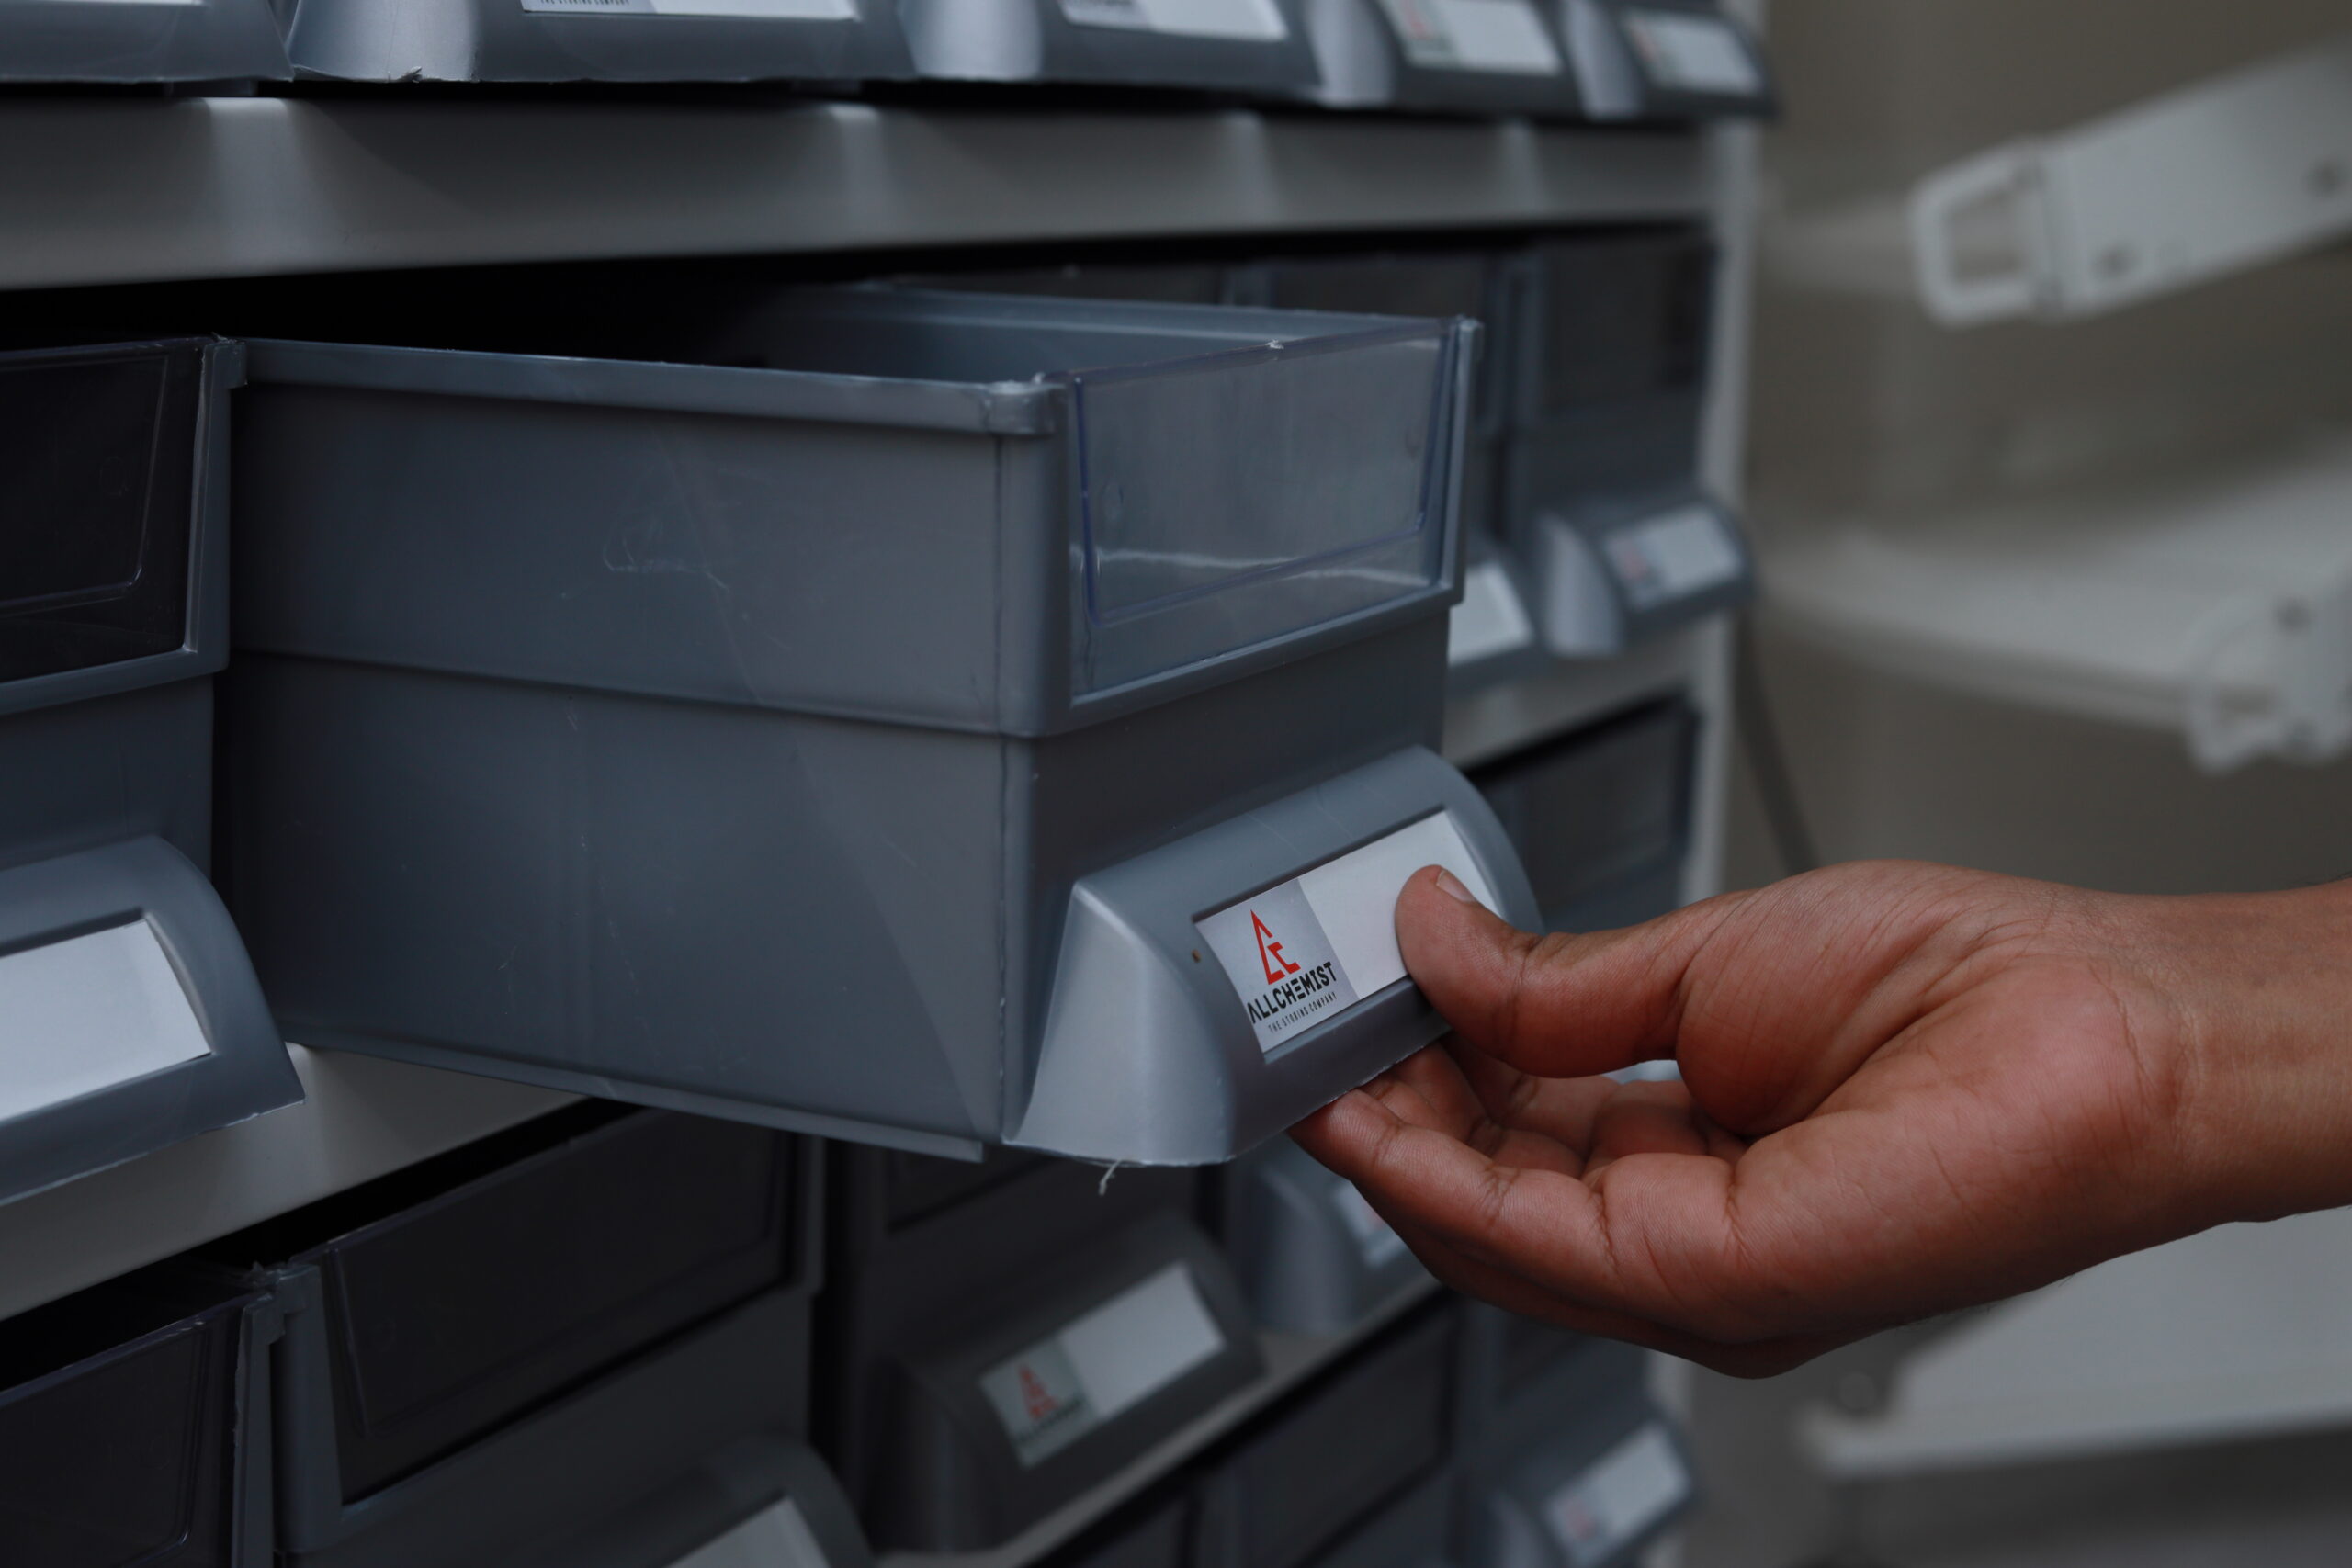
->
left=1198, top=812, right=1498, bottom=1055
left=1378, top=0, right=1561, bottom=74
left=0, top=920, right=210, bottom=1119
left=1450, top=560, right=1539, bottom=665
left=1058, top=0, right=1287, bottom=41
left=520, top=0, right=857, bottom=16
left=1543, top=1424, right=1690, bottom=1567
left=979, top=1263, right=1226, bottom=1468
left=1605, top=503, right=1743, bottom=612
left=1622, top=8, right=1757, bottom=95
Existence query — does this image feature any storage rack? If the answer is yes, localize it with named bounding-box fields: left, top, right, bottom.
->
left=0, top=38, right=1761, bottom=1568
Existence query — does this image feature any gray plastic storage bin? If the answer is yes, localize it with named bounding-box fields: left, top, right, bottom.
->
left=1455, top=1318, right=1690, bottom=1568
left=1471, top=699, right=1695, bottom=933
left=280, top=0, right=912, bottom=83
left=0, top=1265, right=277, bottom=1568
left=899, top=0, right=1317, bottom=89
left=200, top=1104, right=828, bottom=1568
left=1216, top=1137, right=1428, bottom=1334
left=824, top=1145, right=1260, bottom=1551
left=0, top=338, right=300, bottom=1207
left=0, top=0, right=288, bottom=80
left=1193, top=1303, right=1453, bottom=1568
left=1045, top=1494, right=1195, bottom=1568
left=1499, top=230, right=1752, bottom=659
left=1303, top=0, right=1578, bottom=116
left=225, top=288, right=1536, bottom=1165
left=1558, top=0, right=1771, bottom=121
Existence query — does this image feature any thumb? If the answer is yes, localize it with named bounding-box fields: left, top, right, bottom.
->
left=1396, top=865, right=1735, bottom=1078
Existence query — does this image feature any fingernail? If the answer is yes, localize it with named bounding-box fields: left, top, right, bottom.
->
left=1431, top=867, right=1476, bottom=903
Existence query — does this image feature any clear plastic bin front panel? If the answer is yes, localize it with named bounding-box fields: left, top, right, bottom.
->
left=1069, top=324, right=1454, bottom=695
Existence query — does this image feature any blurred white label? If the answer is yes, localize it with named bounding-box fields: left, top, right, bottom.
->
left=1622, top=8, right=1758, bottom=94
left=1603, top=504, right=1742, bottom=611
left=1199, top=814, right=1498, bottom=1054
left=1449, top=560, right=1539, bottom=665
left=1331, top=1181, right=1411, bottom=1268
left=1059, top=0, right=1287, bottom=40
left=666, top=1499, right=831, bottom=1568
left=522, top=0, right=856, bottom=16
left=0, top=921, right=210, bottom=1122
left=1543, top=1425, right=1690, bottom=1567
left=978, top=1264, right=1225, bottom=1467
left=1378, top=0, right=1560, bottom=74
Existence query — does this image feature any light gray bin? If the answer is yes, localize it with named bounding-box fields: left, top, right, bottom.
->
left=1558, top=0, right=1773, bottom=122
left=280, top=0, right=913, bottom=84
left=0, top=0, right=288, bottom=81
left=1303, top=0, right=1580, bottom=117
left=225, top=288, right=1537, bottom=1163
left=899, top=0, right=1317, bottom=91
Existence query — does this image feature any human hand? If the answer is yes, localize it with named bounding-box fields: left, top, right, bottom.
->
left=1291, top=861, right=2352, bottom=1374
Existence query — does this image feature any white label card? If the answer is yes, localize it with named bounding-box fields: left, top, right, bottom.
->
left=1376, top=0, right=1561, bottom=75
left=1058, top=0, right=1287, bottom=41
left=1449, top=559, right=1539, bottom=666
left=1602, top=503, right=1743, bottom=612
left=1622, top=8, right=1758, bottom=95
left=0, top=920, right=211, bottom=1121
left=1543, top=1425, right=1691, bottom=1567
left=1197, top=813, right=1498, bottom=1055
left=978, top=1264, right=1226, bottom=1468
left=521, top=0, right=857, bottom=17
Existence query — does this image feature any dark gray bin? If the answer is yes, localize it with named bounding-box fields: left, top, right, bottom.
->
left=1561, top=0, right=1773, bottom=122
left=899, top=0, right=1317, bottom=90
left=1193, top=1303, right=1453, bottom=1568
left=1303, top=0, right=1580, bottom=116
left=1215, top=1137, right=1427, bottom=1334
left=0, top=337, right=300, bottom=1207
left=824, top=1145, right=1261, bottom=1552
left=1454, top=1320, right=1690, bottom=1568
left=1044, top=1493, right=1195, bottom=1568
left=1307, top=1472, right=1454, bottom=1568
left=1471, top=699, right=1695, bottom=934
left=280, top=0, right=913, bottom=83
left=1498, top=230, right=1752, bottom=658
left=224, top=288, right=1537, bottom=1164
left=199, top=1105, right=825, bottom=1568
left=0, top=0, right=287, bottom=80
left=0, top=1264, right=277, bottom=1568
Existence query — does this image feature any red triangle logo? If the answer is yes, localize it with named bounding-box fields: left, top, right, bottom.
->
left=1252, top=910, right=1302, bottom=986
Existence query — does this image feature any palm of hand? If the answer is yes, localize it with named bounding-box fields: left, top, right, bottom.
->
left=1291, top=863, right=2196, bottom=1376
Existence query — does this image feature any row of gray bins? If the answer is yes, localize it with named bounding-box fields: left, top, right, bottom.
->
left=0, top=1101, right=1688, bottom=1568
left=1, top=0, right=1770, bottom=121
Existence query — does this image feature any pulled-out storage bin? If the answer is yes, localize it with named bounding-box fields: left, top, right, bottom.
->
left=823, top=1145, right=1260, bottom=1551
left=1559, top=0, right=1772, bottom=121
left=280, top=0, right=912, bottom=83
left=1215, top=1137, right=1427, bottom=1334
left=225, top=288, right=1535, bottom=1165
left=200, top=1103, right=822, bottom=1568
left=899, top=0, right=1318, bottom=90
left=1454, top=1309, right=1689, bottom=1568
left=0, top=1264, right=277, bottom=1567
left=0, top=0, right=287, bottom=80
left=0, top=338, right=299, bottom=1206
left=1499, top=230, right=1752, bottom=658
left=1472, top=699, right=1696, bottom=932
left=1303, top=0, right=1578, bottom=116
left=1193, top=1303, right=1454, bottom=1568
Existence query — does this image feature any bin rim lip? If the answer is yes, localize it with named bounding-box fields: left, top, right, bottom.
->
left=243, top=338, right=1061, bottom=437
left=0, top=1286, right=257, bottom=1408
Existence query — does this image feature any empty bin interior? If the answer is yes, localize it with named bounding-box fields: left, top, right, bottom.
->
left=203, top=1102, right=797, bottom=1501
left=0, top=1267, right=254, bottom=1568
